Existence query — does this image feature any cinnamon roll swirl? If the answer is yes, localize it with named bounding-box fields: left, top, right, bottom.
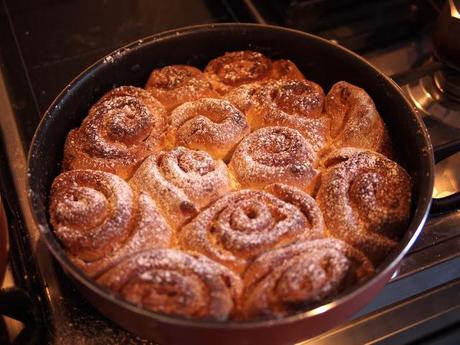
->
left=179, top=184, right=325, bottom=273
left=130, top=146, right=231, bottom=229
left=63, top=86, right=167, bottom=179
left=229, top=127, right=318, bottom=191
left=325, top=81, right=392, bottom=156
left=230, top=79, right=329, bottom=153
left=145, top=65, right=217, bottom=110
left=169, top=98, right=250, bottom=160
left=204, top=51, right=306, bottom=95
left=242, top=239, right=374, bottom=319
left=317, top=148, right=412, bottom=264
left=49, top=170, right=173, bottom=277
left=48, top=51, right=415, bottom=322
left=97, top=249, right=243, bottom=321
left=204, top=50, right=273, bottom=95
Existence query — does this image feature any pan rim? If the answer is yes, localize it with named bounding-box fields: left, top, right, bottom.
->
left=26, top=22, right=434, bottom=329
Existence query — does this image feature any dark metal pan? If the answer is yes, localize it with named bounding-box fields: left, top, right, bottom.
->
left=26, top=23, right=460, bottom=345
left=0, top=194, right=7, bottom=285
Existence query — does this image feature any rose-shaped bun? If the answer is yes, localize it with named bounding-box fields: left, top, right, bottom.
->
left=317, top=148, right=411, bottom=264
left=242, top=238, right=373, bottom=319
left=49, top=169, right=173, bottom=277
left=179, top=184, right=325, bottom=273
left=169, top=98, right=250, bottom=160
left=130, top=146, right=231, bottom=229
left=229, top=126, right=318, bottom=192
left=98, top=249, right=243, bottom=320
left=63, top=86, right=167, bottom=179
left=145, top=65, right=217, bottom=110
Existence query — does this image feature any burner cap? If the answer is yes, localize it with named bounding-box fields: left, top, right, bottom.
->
left=405, top=68, right=460, bottom=128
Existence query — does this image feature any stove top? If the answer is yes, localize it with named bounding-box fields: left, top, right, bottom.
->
left=0, top=1, right=459, bottom=344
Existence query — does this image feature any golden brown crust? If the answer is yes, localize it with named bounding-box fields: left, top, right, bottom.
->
left=263, top=79, right=325, bottom=118
left=316, top=148, right=412, bottom=264
left=51, top=51, right=407, bottom=322
left=242, top=238, right=374, bottom=319
left=145, top=65, right=218, bottom=110
left=97, top=249, right=243, bottom=321
left=324, top=81, right=392, bottom=156
left=179, top=184, right=325, bottom=273
left=63, top=86, right=167, bottom=179
left=269, top=59, right=306, bottom=81
left=49, top=169, right=173, bottom=277
left=226, top=80, right=329, bottom=153
left=204, top=51, right=305, bottom=95
left=169, top=98, right=250, bottom=160
left=130, top=147, right=231, bottom=229
left=204, top=50, right=273, bottom=95
left=229, top=126, right=318, bottom=191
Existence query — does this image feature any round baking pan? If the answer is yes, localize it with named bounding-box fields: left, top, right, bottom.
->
left=27, top=23, right=460, bottom=345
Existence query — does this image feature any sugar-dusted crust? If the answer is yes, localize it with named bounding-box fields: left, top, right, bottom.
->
left=204, top=51, right=305, bottom=95
left=63, top=86, right=168, bottom=179
left=169, top=98, right=250, bottom=160
left=50, top=50, right=412, bottom=322
left=317, top=148, right=412, bottom=264
left=49, top=169, right=173, bottom=277
left=179, top=184, right=325, bottom=274
left=227, top=79, right=329, bottom=154
left=145, top=65, right=218, bottom=111
left=130, top=146, right=231, bottom=229
left=242, top=238, right=374, bottom=319
left=324, top=81, right=393, bottom=157
left=229, top=126, right=318, bottom=191
left=98, top=249, right=243, bottom=320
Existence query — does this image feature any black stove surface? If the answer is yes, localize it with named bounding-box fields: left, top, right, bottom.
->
left=1, top=0, right=241, bottom=147
left=1, top=0, right=460, bottom=344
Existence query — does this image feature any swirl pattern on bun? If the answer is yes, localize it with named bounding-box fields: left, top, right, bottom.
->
left=130, top=146, right=231, bottom=229
left=98, top=249, right=243, bottom=320
left=63, top=86, right=167, bottom=179
left=179, top=184, right=325, bottom=273
left=242, top=238, right=374, bottom=319
left=49, top=169, right=173, bottom=277
left=145, top=65, right=217, bottom=110
left=325, top=81, right=392, bottom=156
left=169, top=98, right=250, bottom=160
left=228, top=79, right=329, bottom=153
left=229, top=126, right=318, bottom=191
left=317, top=148, right=411, bottom=264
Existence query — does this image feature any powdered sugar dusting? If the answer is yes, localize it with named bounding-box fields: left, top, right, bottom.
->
left=50, top=170, right=134, bottom=261
left=145, top=65, right=217, bottom=110
left=229, top=126, right=317, bottom=191
left=130, top=146, right=231, bottom=229
left=169, top=98, right=250, bottom=160
left=179, top=186, right=326, bottom=274
left=97, top=249, right=242, bottom=320
left=63, top=86, right=167, bottom=179
left=241, top=238, right=373, bottom=319
left=204, top=51, right=306, bottom=95
left=325, top=81, right=389, bottom=154
left=204, top=51, right=272, bottom=94
left=226, top=79, right=330, bottom=153
left=316, top=149, right=411, bottom=264
left=102, top=48, right=130, bottom=64
left=49, top=50, right=411, bottom=322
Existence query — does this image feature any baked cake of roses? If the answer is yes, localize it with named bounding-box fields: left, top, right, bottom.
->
left=49, top=50, right=411, bottom=321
